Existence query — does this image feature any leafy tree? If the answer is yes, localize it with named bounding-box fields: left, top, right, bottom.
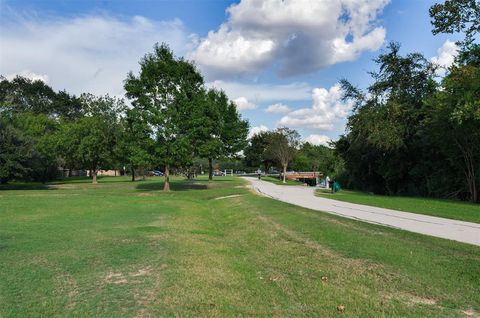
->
left=292, top=142, right=339, bottom=176
left=0, top=119, right=36, bottom=184
left=0, top=76, right=82, bottom=119
left=425, top=60, right=480, bottom=202
left=56, top=94, right=124, bottom=184
left=12, top=113, right=60, bottom=182
left=244, top=131, right=274, bottom=172
left=192, top=89, right=224, bottom=181
left=0, top=76, right=56, bottom=115
left=290, top=153, right=310, bottom=172
left=338, top=42, right=437, bottom=195
left=117, top=108, right=155, bottom=181
left=124, top=43, right=204, bottom=191
left=221, top=100, right=249, bottom=161
left=191, top=88, right=248, bottom=181
left=266, top=128, right=301, bottom=183
left=430, top=0, right=479, bottom=49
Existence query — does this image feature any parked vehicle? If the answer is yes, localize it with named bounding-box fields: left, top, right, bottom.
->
left=152, top=170, right=163, bottom=176
left=213, top=170, right=225, bottom=176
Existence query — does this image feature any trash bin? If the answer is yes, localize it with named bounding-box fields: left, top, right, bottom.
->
left=334, top=182, right=341, bottom=193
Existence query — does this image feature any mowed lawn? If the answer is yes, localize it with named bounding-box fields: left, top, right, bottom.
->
left=316, top=189, right=480, bottom=224
left=0, top=177, right=479, bottom=317
left=261, top=176, right=304, bottom=186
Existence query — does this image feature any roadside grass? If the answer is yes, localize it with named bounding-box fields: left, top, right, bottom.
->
left=260, top=176, right=304, bottom=186
left=0, top=176, right=479, bottom=317
left=316, top=189, right=480, bottom=223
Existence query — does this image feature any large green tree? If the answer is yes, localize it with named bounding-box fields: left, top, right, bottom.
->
left=424, top=56, right=480, bottom=202
left=0, top=119, right=36, bottom=184
left=244, top=131, right=274, bottom=172
left=117, top=108, right=155, bottom=181
left=56, top=94, right=124, bottom=184
left=124, top=43, right=204, bottom=191
left=337, top=42, right=437, bottom=195
left=192, top=89, right=224, bottom=181
left=12, top=113, right=59, bottom=182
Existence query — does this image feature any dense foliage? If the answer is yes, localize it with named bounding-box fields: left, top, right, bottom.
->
left=0, top=44, right=249, bottom=188
left=335, top=0, right=479, bottom=202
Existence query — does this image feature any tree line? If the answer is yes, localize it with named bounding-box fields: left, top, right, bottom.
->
left=335, top=0, right=479, bottom=202
left=243, top=128, right=341, bottom=183
left=0, top=44, right=248, bottom=191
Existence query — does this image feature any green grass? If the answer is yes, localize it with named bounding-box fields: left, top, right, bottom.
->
left=261, top=175, right=304, bottom=185
left=0, top=176, right=479, bottom=317
left=316, top=189, right=480, bottom=223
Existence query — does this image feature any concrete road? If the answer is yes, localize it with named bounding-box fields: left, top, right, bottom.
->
left=244, top=177, right=480, bottom=246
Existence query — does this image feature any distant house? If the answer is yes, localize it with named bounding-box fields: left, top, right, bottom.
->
left=88, top=170, right=122, bottom=177
left=59, top=169, right=87, bottom=178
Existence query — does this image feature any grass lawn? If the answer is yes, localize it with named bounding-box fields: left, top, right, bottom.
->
left=316, top=189, right=480, bottom=224
left=261, top=175, right=304, bottom=186
left=1, top=176, right=479, bottom=317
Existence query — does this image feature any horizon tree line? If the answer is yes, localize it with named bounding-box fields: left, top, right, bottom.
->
left=0, top=43, right=249, bottom=191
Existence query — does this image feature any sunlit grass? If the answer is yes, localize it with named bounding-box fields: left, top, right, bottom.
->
left=316, top=189, right=480, bottom=223
left=0, top=176, right=478, bottom=317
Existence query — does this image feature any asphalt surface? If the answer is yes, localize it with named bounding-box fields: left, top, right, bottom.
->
left=244, top=177, right=480, bottom=246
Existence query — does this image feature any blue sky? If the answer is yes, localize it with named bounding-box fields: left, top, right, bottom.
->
left=0, top=0, right=460, bottom=145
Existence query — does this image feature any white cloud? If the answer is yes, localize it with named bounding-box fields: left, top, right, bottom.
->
left=208, top=80, right=311, bottom=102
left=248, top=125, right=269, bottom=139
left=431, top=40, right=458, bottom=75
left=0, top=13, right=190, bottom=96
left=191, top=25, right=276, bottom=78
left=278, top=83, right=353, bottom=131
left=5, top=70, right=49, bottom=83
left=233, top=96, right=256, bottom=110
left=265, top=103, right=291, bottom=113
left=304, top=134, right=332, bottom=146
left=191, top=0, right=389, bottom=78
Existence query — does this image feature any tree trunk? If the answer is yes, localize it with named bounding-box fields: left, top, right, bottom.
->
left=164, top=164, right=170, bottom=191
left=282, top=164, right=287, bottom=183
left=131, top=167, right=135, bottom=182
left=456, top=139, right=478, bottom=202
left=41, top=167, right=47, bottom=184
left=68, top=168, right=72, bottom=178
left=208, top=158, right=213, bottom=182
left=92, top=170, right=98, bottom=184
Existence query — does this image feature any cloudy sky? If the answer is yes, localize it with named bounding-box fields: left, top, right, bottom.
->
left=0, top=0, right=460, bottom=145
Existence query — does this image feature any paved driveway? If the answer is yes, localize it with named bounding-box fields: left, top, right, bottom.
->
left=244, top=177, right=480, bottom=246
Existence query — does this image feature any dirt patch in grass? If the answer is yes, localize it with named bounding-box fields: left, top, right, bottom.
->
left=213, top=194, right=244, bottom=200
left=407, top=295, right=437, bottom=306
left=129, top=267, right=151, bottom=277
left=56, top=273, right=79, bottom=310
left=105, top=272, right=128, bottom=285
left=462, top=308, right=477, bottom=317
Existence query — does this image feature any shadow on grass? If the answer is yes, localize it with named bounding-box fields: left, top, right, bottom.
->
left=51, top=176, right=132, bottom=184
left=135, top=180, right=208, bottom=192
left=0, top=176, right=134, bottom=191
left=0, top=183, right=52, bottom=191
